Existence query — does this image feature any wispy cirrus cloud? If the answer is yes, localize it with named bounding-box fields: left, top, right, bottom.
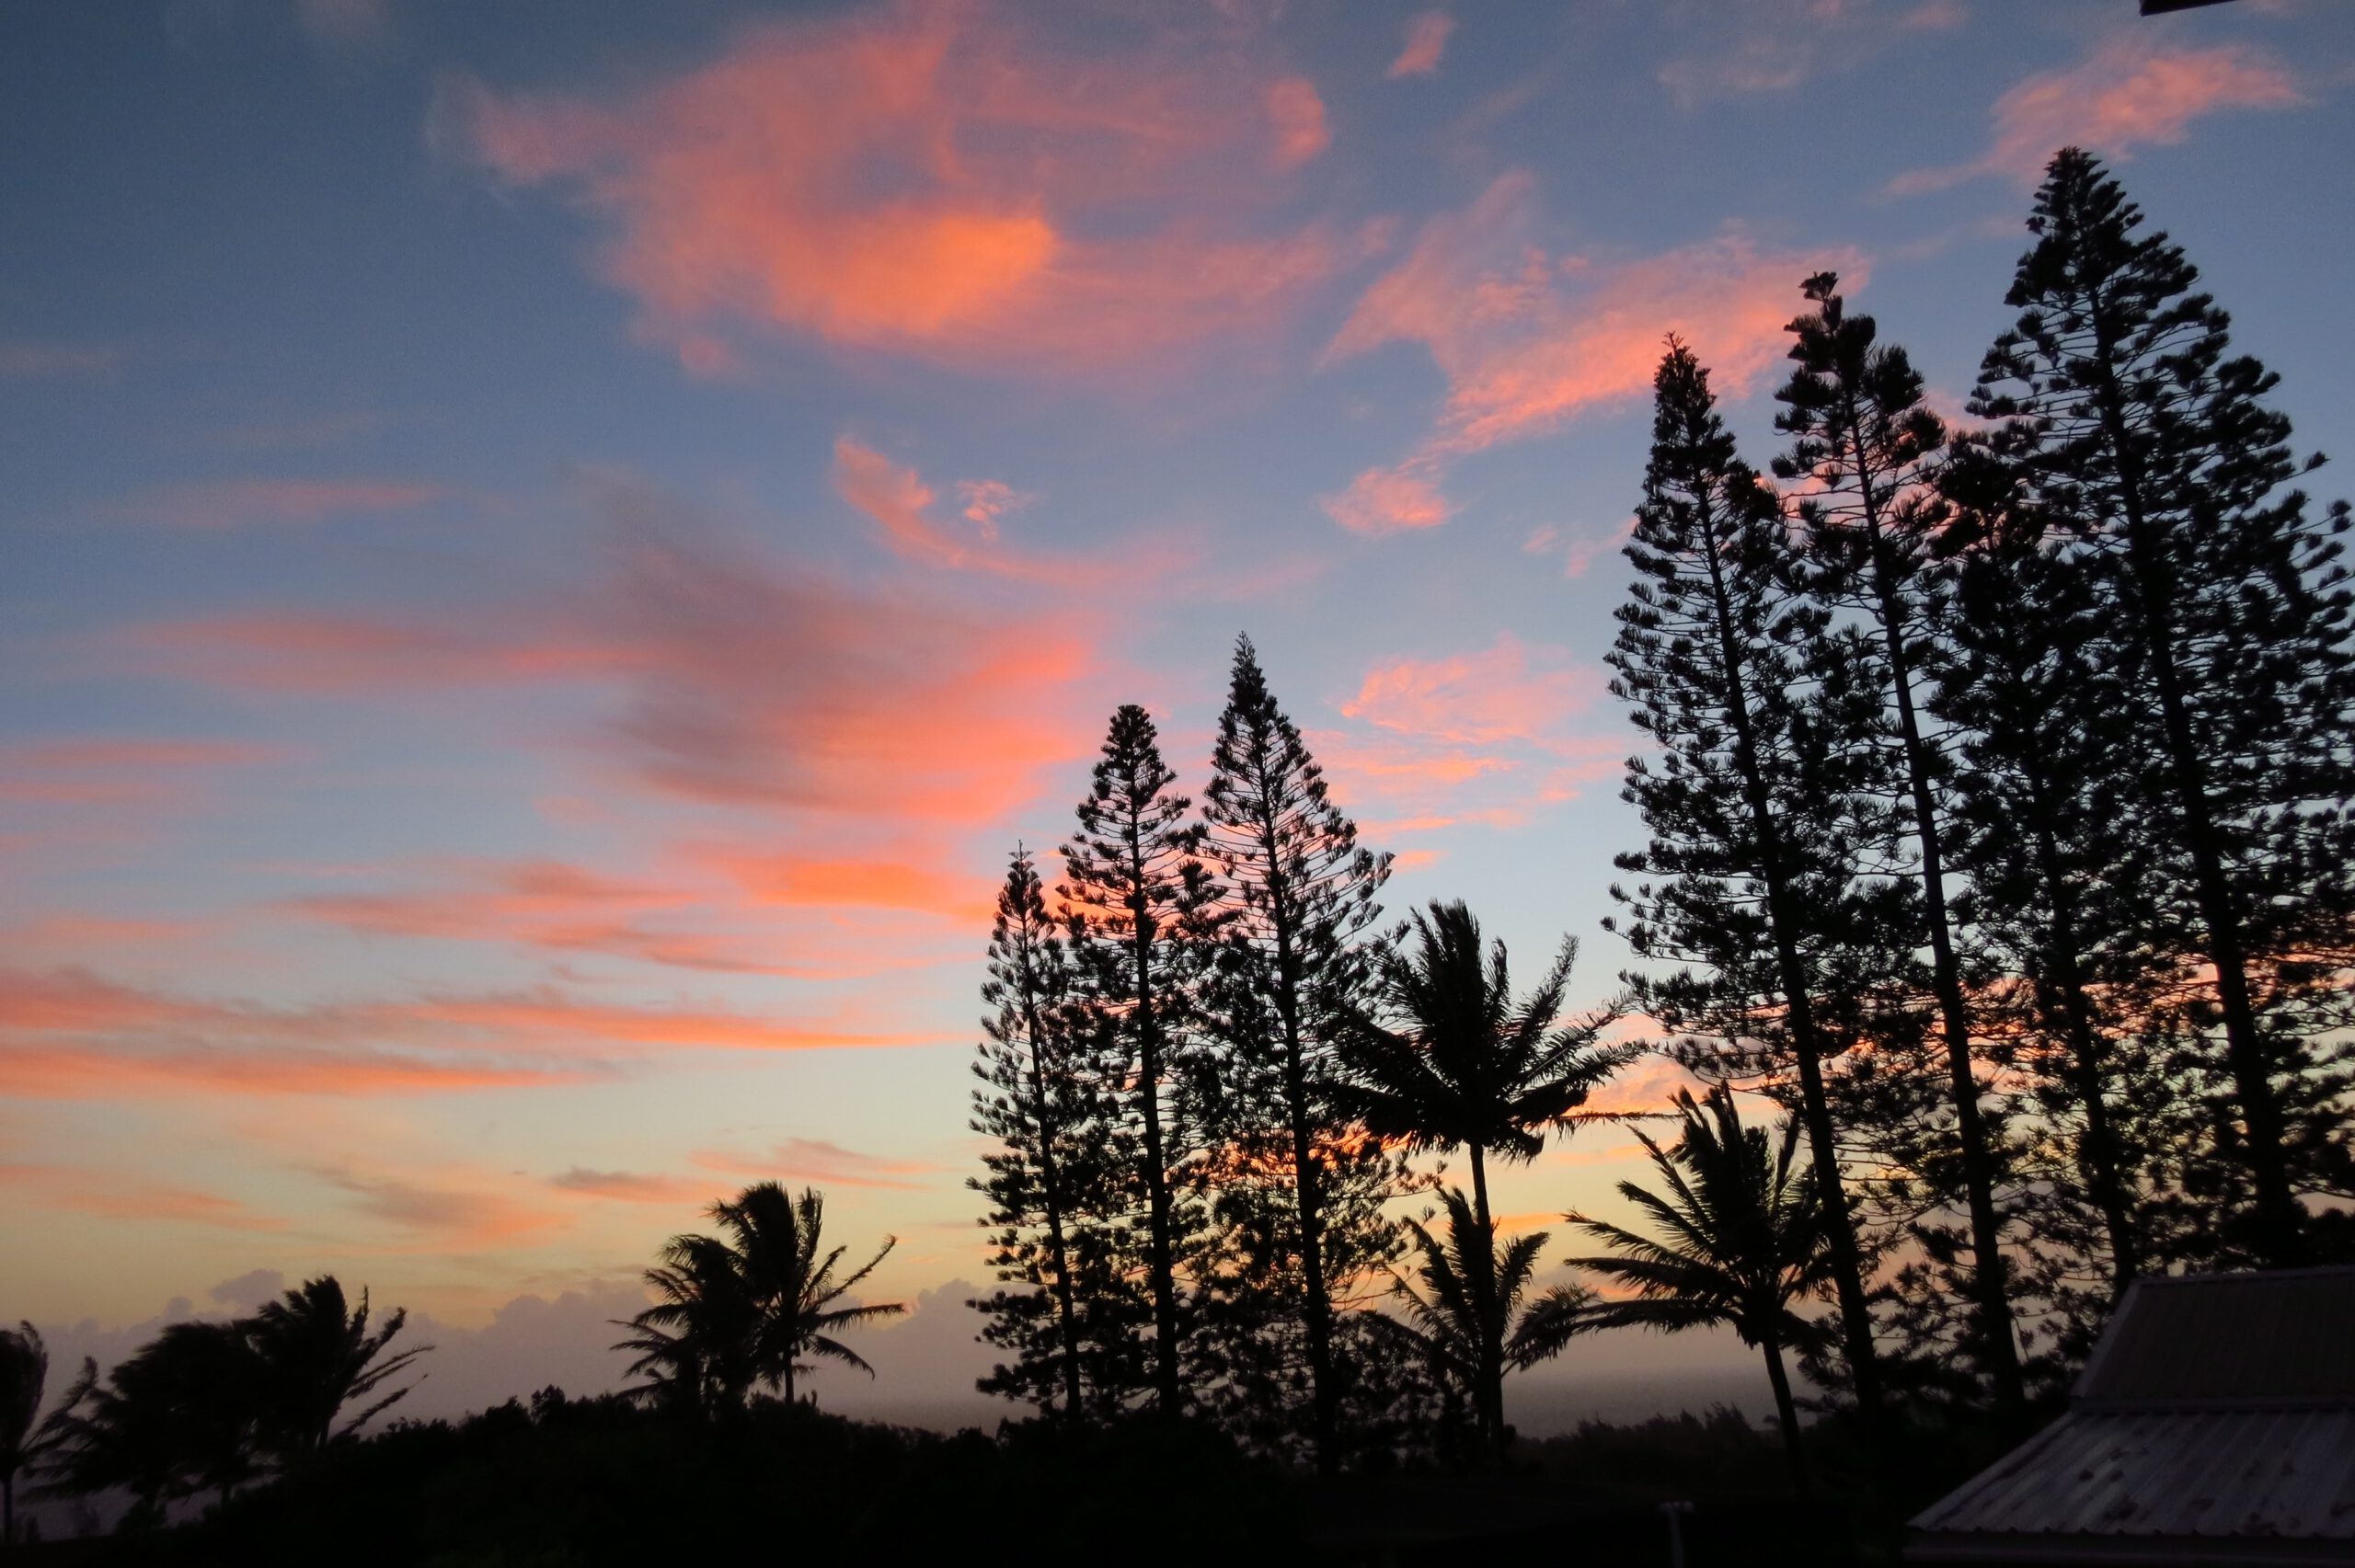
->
left=1388, top=12, right=1456, bottom=80
left=0, top=1162, right=289, bottom=1232
left=1316, top=634, right=1623, bottom=839
left=118, top=477, right=443, bottom=531
left=0, top=963, right=936, bottom=1103
left=447, top=0, right=1346, bottom=375
left=1321, top=172, right=1856, bottom=532
left=0, top=738, right=293, bottom=807
left=1888, top=35, right=2306, bottom=195
left=695, top=1138, right=938, bottom=1193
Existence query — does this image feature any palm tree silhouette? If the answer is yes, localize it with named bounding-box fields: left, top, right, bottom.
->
left=1341, top=900, right=1633, bottom=1448
left=2, top=1322, right=49, bottom=1547
left=1381, top=1188, right=1594, bottom=1447
left=619, top=1184, right=905, bottom=1413
left=1562, top=1086, right=1829, bottom=1488
left=43, top=1322, right=265, bottom=1517
left=245, top=1276, right=430, bottom=1465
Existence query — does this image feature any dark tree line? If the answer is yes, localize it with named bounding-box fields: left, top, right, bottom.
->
left=1609, top=147, right=2353, bottom=1425
left=0, top=1276, right=425, bottom=1537
left=972, top=145, right=2353, bottom=1474
left=971, top=641, right=1632, bottom=1471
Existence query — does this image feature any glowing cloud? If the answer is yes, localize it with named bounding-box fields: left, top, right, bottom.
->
left=451, top=1, right=1343, bottom=372
left=1889, top=36, right=2304, bottom=195
left=1388, top=12, right=1455, bottom=79
left=1323, top=172, right=1858, bottom=529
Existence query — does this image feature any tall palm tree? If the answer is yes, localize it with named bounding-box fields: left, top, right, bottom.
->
left=617, top=1184, right=905, bottom=1413
left=41, top=1322, right=265, bottom=1518
left=1563, top=1086, right=1829, bottom=1488
left=1381, top=1188, right=1594, bottom=1447
left=1341, top=900, right=1634, bottom=1447
left=244, top=1276, right=430, bottom=1465
left=2, top=1322, right=49, bottom=1547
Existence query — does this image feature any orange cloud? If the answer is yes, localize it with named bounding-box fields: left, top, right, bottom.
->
left=549, top=1168, right=712, bottom=1205
left=121, top=477, right=443, bottom=530
left=1323, top=173, right=1859, bottom=528
left=1889, top=36, right=2304, bottom=195
left=314, top=1167, right=569, bottom=1252
left=1388, top=12, right=1455, bottom=79
left=127, top=488, right=1104, bottom=827
left=0, top=1162, right=289, bottom=1232
left=1342, top=634, right=1604, bottom=750
left=711, top=848, right=994, bottom=925
left=0, top=340, right=130, bottom=379
left=451, top=0, right=1342, bottom=373
left=0, top=963, right=936, bottom=1103
left=695, top=1137, right=937, bottom=1192
left=0, top=738, right=293, bottom=807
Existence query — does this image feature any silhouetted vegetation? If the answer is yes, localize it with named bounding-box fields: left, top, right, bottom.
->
left=13, top=143, right=2351, bottom=1566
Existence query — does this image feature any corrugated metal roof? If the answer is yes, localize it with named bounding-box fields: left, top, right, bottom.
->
left=1912, top=1407, right=2355, bottom=1541
left=2076, top=1269, right=2355, bottom=1404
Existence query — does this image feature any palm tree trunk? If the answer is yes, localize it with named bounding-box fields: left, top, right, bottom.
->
left=1760, top=1337, right=1809, bottom=1493
left=5, top=1470, right=15, bottom=1549
left=1467, top=1143, right=1504, bottom=1450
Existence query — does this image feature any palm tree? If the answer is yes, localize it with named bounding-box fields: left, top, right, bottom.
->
left=1380, top=1188, right=1594, bottom=1448
left=244, top=1276, right=430, bottom=1465
left=1563, top=1086, right=1829, bottom=1488
left=41, top=1322, right=265, bottom=1518
left=2, top=1322, right=49, bottom=1547
left=617, top=1184, right=905, bottom=1413
left=1341, top=900, right=1634, bottom=1447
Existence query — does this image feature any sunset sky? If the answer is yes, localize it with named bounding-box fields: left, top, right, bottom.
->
left=5, top=0, right=2351, bottom=1426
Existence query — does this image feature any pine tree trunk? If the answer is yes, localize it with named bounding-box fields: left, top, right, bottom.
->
left=1873, top=586, right=2023, bottom=1406
left=1698, top=537, right=1887, bottom=1425
left=1760, top=1335, right=1810, bottom=1494
left=1017, top=953, right=1087, bottom=1417
left=1468, top=1143, right=1504, bottom=1450
left=2026, top=813, right=2141, bottom=1286
left=1130, top=888, right=1184, bottom=1414
left=2081, top=304, right=2306, bottom=1266
left=1844, top=389, right=2022, bottom=1409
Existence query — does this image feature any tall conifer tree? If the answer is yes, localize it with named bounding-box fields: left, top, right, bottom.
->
left=1197, top=636, right=1396, bottom=1473
left=1974, top=148, right=2355, bottom=1265
left=971, top=847, right=1128, bottom=1416
left=1773, top=275, right=2024, bottom=1407
left=1062, top=704, right=1207, bottom=1413
left=1604, top=339, right=1893, bottom=1422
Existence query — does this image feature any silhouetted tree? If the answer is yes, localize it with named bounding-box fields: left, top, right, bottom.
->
left=1927, top=443, right=2155, bottom=1300
left=1, top=1322, right=47, bottom=1547
left=43, top=1322, right=264, bottom=1519
left=971, top=845, right=1140, bottom=1416
left=1974, top=147, right=2355, bottom=1265
left=1377, top=1187, right=1594, bottom=1453
left=1775, top=274, right=2024, bottom=1409
left=618, top=1185, right=904, bottom=1414
left=1063, top=704, right=1212, bottom=1413
left=1565, top=1087, right=1830, bottom=1490
left=1196, top=635, right=1400, bottom=1473
left=1340, top=899, right=1633, bottom=1447
left=245, top=1276, right=429, bottom=1467
left=1603, top=338, right=1894, bottom=1425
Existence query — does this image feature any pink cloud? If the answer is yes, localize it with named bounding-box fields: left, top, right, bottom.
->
left=0, top=738, right=293, bottom=807
left=833, top=437, right=1097, bottom=583
left=449, top=1, right=1343, bottom=374
left=548, top=1167, right=711, bottom=1205
left=694, top=1137, right=937, bottom=1193
left=1266, top=77, right=1330, bottom=167
left=1342, top=633, right=1604, bottom=750
left=1322, top=172, right=1859, bottom=528
left=121, top=477, right=443, bottom=530
left=1388, top=12, right=1456, bottom=79
left=0, top=1163, right=288, bottom=1232
left=1889, top=36, right=2305, bottom=195
left=0, top=962, right=937, bottom=1103
left=1321, top=462, right=1454, bottom=536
